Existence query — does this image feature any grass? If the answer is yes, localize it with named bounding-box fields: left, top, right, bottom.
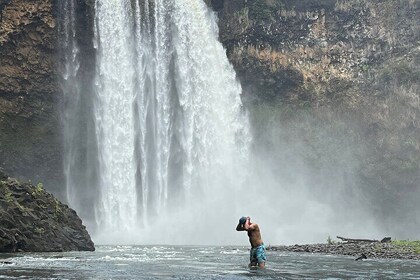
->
left=53, top=198, right=63, bottom=220
left=4, top=190, right=14, bottom=203
left=31, top=182, right=44, bottom=197
left=391, top=240, right=420, bottom=254
left=234, top=8, right=250, bottom=32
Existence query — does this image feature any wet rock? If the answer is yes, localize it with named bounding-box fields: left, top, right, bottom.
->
left=355, top=253, right=367, bottom=261
left=0, top=259, right=13, bottom=265
left=0, top=174, right=94, bottom=252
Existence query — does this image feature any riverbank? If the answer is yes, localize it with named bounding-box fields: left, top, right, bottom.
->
left=267, top=241, right=420, bottom=260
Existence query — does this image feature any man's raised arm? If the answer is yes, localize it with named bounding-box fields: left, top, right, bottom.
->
left=236, top=216, right=247, bottom=231
left=244, top=217, right=256, bottom=231
left=236, top=222, right=245, bottom=231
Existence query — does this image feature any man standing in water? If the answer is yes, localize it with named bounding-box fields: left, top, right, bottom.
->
left=236, top=216, right=266, bottom=268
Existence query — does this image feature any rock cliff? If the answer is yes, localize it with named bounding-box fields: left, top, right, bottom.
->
left=0, top=0, right=62, bottom=194
left=0, top=0, right=95, bottom=197
left=0, top=170, right=94, bottom=252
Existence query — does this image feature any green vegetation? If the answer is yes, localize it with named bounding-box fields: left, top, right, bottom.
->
left=53, top=198, right=63, bottom=220
left=374, top=243, right=382, bottom=252
left=1, top=180, right=30, bottom=213
left=327, top=236, right=336, bottom=245
left=15, top=201, right=28, bottom=213
left=31, top=182, right=44, bottom=197
left=249, top=0, right=285, bottom=22
left=36, top=182, right=44, bottom=192
left=234, top=8, right=250, bottom=32
left=34, top=227, right=45, bottom=235
left=391, top=240, right=420, bottom=254
left=4, top=189, right=14, bottom=203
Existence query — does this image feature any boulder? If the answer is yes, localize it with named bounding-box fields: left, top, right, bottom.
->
left=0, top=174, right=94, bottom=252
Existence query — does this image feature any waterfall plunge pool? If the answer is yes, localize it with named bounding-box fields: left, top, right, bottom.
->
left=1, top=246, right=419, bottom=279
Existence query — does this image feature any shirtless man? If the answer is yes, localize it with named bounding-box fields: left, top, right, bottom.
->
left=236, top=216, right=266, bottom=268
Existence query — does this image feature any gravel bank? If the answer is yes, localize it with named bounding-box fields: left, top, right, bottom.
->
left=267, top=242, right=420, bottom=260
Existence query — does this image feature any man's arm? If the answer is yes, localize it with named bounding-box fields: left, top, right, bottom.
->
left=244, top=217, right=257, bottom=231
left=236, top=223, right=245, bottom=231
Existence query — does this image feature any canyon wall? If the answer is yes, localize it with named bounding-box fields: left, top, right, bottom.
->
left=0, top=0, right=94, bottom=197
left=0, top=0, right=61, bottom=193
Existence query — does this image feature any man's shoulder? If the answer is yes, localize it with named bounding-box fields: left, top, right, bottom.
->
left=250, top=223, right=259, bottom=230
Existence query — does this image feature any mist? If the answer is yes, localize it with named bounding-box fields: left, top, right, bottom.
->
left=58, top=0, right=419, bottom=247
left=91, top=97, right=418, bottom=246
left=243, top=82, right=420, bottom=245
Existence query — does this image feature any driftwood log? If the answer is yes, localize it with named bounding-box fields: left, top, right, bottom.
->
left=337, top=236, right=378, bottom=242
left=337, top=236, right=392, bottom=243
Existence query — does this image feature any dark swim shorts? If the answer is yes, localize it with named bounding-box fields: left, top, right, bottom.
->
left=250, top=243, right=266, bottom=264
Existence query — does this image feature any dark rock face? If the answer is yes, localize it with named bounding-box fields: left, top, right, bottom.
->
left=210, top=0, right=419, bottom=103
left=0, top=0, right=96, bottom=198
left=0, top=0, right=63, bottom=195
left=0, top=171, right=94, bottom=252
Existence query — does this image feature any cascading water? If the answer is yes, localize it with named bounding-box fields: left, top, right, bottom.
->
left=93, top=0, right=138, bottom=233
left=62, top=0, right=250, bottom=244
left=60, top=0, right=80, bottom=208
left=60, top=0, right=100, bottom=228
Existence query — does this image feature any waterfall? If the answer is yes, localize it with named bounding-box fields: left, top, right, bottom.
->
left=62, top=0, right=250, bottom=244
left=60, top=0, right=99, bottom=228
left=93, top=1, right=138, bottom=232
left=60, top=0, right=80, bottom=207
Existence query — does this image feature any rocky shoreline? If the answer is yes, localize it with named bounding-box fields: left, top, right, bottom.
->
left=0, top=170, right=94, bottom=252
left=267, top=241, right=420, bottom=261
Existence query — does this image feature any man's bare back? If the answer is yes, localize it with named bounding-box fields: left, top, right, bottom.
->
left=236, top=216, right=266, bottom=268
left=246, top=223, right=263, bottom=248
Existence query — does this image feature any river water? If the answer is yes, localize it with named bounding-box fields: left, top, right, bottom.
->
left=1, top=246, right=419, bottom=279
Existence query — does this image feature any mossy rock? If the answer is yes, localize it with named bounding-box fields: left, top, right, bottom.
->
left=0, top=174, right=94, bottom=252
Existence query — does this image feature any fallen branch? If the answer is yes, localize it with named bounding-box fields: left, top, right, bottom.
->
left=336, top=236, right=378, bottom=242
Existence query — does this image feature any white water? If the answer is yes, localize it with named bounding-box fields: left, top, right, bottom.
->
left=63, top=0, right=250, bottom=244
left=60, top=0, right=82, bottom=213
left=93, top=0, right=138, bottom=234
